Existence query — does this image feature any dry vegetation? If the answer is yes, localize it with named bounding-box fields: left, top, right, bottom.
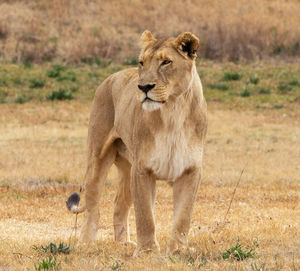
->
left=1, top=0, right=300, bottom=63
left=0, top=101, right=299, bottom=270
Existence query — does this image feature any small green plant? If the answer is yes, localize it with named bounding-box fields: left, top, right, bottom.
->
left=46, top=89, right=73, bottom=101
left=88, top=72, right=99, bottom=79
left=0, top=89, right=7, bottom=103
left=29, top=78, right=45, bottom=88
left=207, top=83, right=229, bottom=91
left=70, top=86, right=79, bottom=92
left=259, top=88, right=271, bottom=94
left=110, top=66, right=123, bottom=73
left=46, top=65, right=66, bottom=78
left=0, top=78, right=8, bottom=87
left=278, top=83, right=293, bottom=92
left=23, top=61, right=33, bottom=68
left=13, top=192, right=24, bottom=200
left=272, top=104, right=284, bottom=109
left=223, top=72, right=242, bottom=81
left=111, top=260, right=123, bottom=270
left=15, top=95, right=32, bottom=104
left=35, top=256, right=61, bottom=271
left=81, top=57, right=111, bottom=67
left=288, top=80, right=299, bottom=86
left=123, top=57, right=138, bottom=66
left=240, top=88, right=251, bottom=97
left=81, top=57, right=96, bottom=65
left=222, top=239, right=257, bottom=261
left=56, top=71, right=76, bottom=82
left=12, top=78, right=23, bottom=86
left=249, top=75, right=259, bottom=85
left=33, top=242, right=71, bottom=255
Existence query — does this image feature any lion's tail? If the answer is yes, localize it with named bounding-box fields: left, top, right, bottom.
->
left=66, top=192, right=86, bottom=214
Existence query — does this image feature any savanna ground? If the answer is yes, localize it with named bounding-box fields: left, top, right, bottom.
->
left=0, top=60, right=299, bottom=270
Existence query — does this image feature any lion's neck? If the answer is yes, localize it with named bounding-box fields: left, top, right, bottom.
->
left=159, top=66, right=198, bottom=130
left=159, top=95, right=191, bottom=132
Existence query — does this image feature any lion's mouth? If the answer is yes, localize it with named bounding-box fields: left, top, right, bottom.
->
left=143, top=97, right=166, bottom=104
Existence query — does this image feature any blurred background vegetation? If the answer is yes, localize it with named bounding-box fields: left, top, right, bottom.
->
left=0, top=0, right=300, bottom=63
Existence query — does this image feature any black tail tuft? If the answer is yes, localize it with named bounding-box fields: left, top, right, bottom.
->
left=66, top=192, right=80, bottom=211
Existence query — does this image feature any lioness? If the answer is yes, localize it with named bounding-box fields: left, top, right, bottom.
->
left=67, top=30, right=207, bottom=256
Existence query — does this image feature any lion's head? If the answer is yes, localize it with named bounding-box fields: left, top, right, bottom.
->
left=137, top=30, right=200, bottom=111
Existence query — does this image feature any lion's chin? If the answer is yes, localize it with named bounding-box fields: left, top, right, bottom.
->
left=142, top=100, right=163, bottom=112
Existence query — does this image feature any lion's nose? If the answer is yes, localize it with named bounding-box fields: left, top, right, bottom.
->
left=138, top=84, right=155, bottom=93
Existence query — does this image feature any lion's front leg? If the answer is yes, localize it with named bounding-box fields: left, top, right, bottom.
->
left=130, top=166, right=160, bottom=256
left=167, top=168, right=201, bottom=255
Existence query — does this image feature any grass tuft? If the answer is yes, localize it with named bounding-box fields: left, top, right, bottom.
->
left=70, top=86, right=79, bottom=93
left=34, top=255, right=61, bottom=271
left=0, top=89, right=8, bottom=103
left=29, top=78, right=46, bottom=88
left=222, top=239, right=257, bottom=261
left=240, top=88, right=251, bottom=97
left=288, top=80, right=300, bottom=86
left=46, top=89, right=73, bottom=101
left=111, top=259, right=124, bottom=270
left=123, top=57, right=138, bottom=66
left=33, top=242, right=70, bottom=255
left=46, top=65, right=66, bottom=78
left=272, top=104, right=284, bottom=109
left=23, top=61, right=33, bottom=68
left=278, top=83, right=293, bottom=92
left=223, top=72, right=242, bottom=81
left=81, top=57, right=112, bottom=67
left=207, top=83, right=229, bottom=91
left=249, top=75, right=259, bottom=85
left=259, top=88, right=271, bottom=94
left=15, top=95, right=32, bottom=104
left=0, top=78, right=8, bottom=87
left=56, top=71, right=77, bottom=82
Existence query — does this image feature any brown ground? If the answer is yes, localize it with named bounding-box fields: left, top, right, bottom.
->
left=0, top=102, right=299, bottom=270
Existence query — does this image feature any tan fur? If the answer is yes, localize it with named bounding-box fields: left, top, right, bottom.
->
left=78, top=30, right=207, bottom=256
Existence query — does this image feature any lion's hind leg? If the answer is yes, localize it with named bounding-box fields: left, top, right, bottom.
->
left=80, top=144, right=116, bottom=243
left=113, top=155, right=134, bottom=244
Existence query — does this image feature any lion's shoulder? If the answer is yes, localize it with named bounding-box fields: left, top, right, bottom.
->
left=110, top=67, right=138, bottom=87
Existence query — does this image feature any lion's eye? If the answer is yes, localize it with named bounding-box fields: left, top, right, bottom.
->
left=161, top=59, right=172, bottom=66
left=139, top=61, right=144, bottom=66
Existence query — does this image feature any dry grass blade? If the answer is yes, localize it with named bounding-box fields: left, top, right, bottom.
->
left=211, top=165, right=246, bottom=233
left=223, top=165, right=246, bottom=223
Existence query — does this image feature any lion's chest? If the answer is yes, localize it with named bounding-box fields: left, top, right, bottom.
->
left=146, top=129, right=199, bottom=179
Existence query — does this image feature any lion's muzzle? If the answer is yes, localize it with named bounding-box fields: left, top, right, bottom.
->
left=138, top=84, right=156, bottom=93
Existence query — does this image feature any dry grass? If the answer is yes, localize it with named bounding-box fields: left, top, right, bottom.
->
left=1, top=0, right=300, bottom=63
left=0, top=101, right=299, bottom=270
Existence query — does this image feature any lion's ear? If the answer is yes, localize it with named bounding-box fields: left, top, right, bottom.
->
left=174, top=32, right=199, bottom=59
left=140, top=30, right=156, bottom=47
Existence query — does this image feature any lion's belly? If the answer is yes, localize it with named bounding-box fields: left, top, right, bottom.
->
left=146, top=131, right=200, bottom=179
